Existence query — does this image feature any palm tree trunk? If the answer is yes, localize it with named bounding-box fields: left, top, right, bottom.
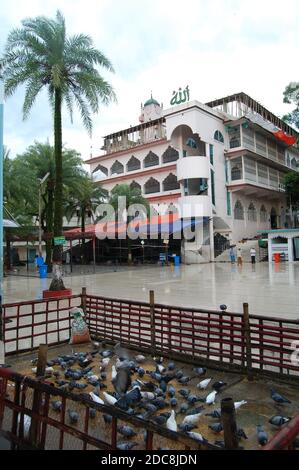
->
left=45, top=183, right=54, bottom=270
left=81, top=206, right=86, bottom=263
left=5, top=231, right=11, bottom=271
left=50, top=88, right=65, bottom=291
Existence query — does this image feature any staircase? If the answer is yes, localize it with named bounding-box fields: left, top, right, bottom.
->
left=215, top=239, right=262, bottom=263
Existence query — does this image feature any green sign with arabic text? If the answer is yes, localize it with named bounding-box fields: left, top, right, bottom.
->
left=170, top=85, right=190, bottom=106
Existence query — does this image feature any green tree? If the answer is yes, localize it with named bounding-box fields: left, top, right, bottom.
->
left=283, top=82, right=299, bottom=129
left=3, top=10, right=116, bottom=289
left=109, top=184, right=150, bottom=264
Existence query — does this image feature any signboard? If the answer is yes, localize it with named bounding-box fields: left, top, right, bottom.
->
left=170, top=85, right=190, bottom=106
left=54, top=236, right=66, bottom=246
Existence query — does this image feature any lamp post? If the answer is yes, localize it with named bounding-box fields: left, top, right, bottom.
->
left=38, top=173, right=50, bottom=256
left=141, top=240, right=145, bottom=264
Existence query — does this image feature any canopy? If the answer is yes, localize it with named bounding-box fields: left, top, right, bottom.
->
left=3, top=219, right=20, bottom=228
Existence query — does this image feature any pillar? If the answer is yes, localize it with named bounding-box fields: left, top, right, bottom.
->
left=288, top=237, right=294, bottom=263
left=209, top=217, right=214, bottom=262
left=268, top=236, right=273, bottom=263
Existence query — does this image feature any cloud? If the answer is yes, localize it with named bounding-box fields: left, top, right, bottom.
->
left=2, top=0, right=298, bottom=161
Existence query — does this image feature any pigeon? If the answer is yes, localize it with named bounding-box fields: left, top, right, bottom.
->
left=175, top=370, right=184, bottom=380
left=206, top=409, right=221, bottom=419
left=209, top=422, right=223, bottom=433
left=152, top=397, right=167, bottom=409
left=170, top=398, right=177, bottom=407
left=182, top=413, right=202, bottom=425
left=179, top=423, right=197, bottom=432
left=117, top=425, right=137, bottom=438
left=152, top=415, right=168, bottom=426
left=166, top=410, right=177, bottom=432
left=186, top=406, right=204, bottom=416
left=179, top=389, right=190, bottom=398
left=111, top=365, right=117, bottom=381
left=92, top=341, right=100, bottom=349
left=116, top=386, right=142, bottom=410
left=168, top=362, right=175, bottom=371
left=141, top=391, right=155, bottom=401
left=234, top=400, right=247, bottom=410
left=154, top=387, right=165, bottom=397
left=157, top=364, right=166, bottom=374
left=220, top=305, right=227, bottom=311
left=178, top=376, right=191, bottom=385
left=237, top=428, right=248, bottom=440
left=135, top=355, right=146, bottom=363
left=117, top=442, right=138, bottom=450
left=187, top=394, right=203, bottom=404
left=270, top=389, right=291, bottom=405
left=206, top=391, right=217, bottom=405
left=113, top=368, right=132, bottom=396
left=193, top=367, right=206, bottom=376
left=257, top=425, right=268, bottom=446
left=197, top=378, right=212, bottom=390
left=178, top=403, right=189, bottom=414
left=212, top=381, right=227, bottom=392
left=89, top=392, right=104, bottom=405
left=168, top=385, right=176, bottom=397
left=159, top=381, right=167, bottom=393
left=143, top=403, right=158, bottom=415
left=103, top=392, right=117, bottom=405
left=68, top=381, right=88, bottom=390
left=215, top=440, right=225, bottom=448
left=187, top=432, right=205, bottom=443
left=68, top=410, right=79, bottom=424
left=103, top=414, right=112, bottom=424
left=100, top=350, right=114, bottom=358
left=137, top=367, right=145, bottom=378
left=89, top=408, right=97, bottom=419
left=154, top=356, right=163, bottom=364
left=269, top=416, right=291, bottom=427
left=51, top=400, right=62, bottom=412
left=101, top=358, right=110, bottom=369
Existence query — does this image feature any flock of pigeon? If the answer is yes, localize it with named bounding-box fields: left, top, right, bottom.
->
left=30, top=341, right=298, bottom=451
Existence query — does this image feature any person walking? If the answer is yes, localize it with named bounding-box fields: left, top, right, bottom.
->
left=237, top=246, right=243, bottom=267
left=229, top=246, right=236, bottom=264
left=250, top=247, right=256, bottom=264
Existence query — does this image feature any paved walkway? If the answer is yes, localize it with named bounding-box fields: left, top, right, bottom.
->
left=3, top=262, right=299, bottom=319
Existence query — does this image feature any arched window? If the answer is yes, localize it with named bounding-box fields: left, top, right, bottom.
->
left=248, top=202, right=257, bottom=222
left=214, top=130, right=224, bottom=143
left=111, top=160, right=124, bottom=175
left=162, top=146, right=179, bottom=164
left=144, top=151, right=159, bottom=168
left=291, top=157, right=298, bottom=169
left=186, top=138, right=197, bottom=149
left=144, top=177, right=160, bottom=194
left=126, top=156, right=141, bottom=172
left=234, top=200, right=244, bottom=220
left=92, top=163, right=108, bottom=176
left=130, top=181, right=141, bottom=193
left=231, top=159, right=242, bottom=180
left=260, top=205, right=267, bottom=223
left=162, top=173, right=180, bottom=192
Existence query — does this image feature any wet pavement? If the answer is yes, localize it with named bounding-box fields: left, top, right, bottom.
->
left=3, top=262, right=299, bottom=319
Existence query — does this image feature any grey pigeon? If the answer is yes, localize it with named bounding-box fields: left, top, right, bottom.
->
left=103, top=414, right=112, bottom=424
left=117, top=442, right=138, bottom=450
left=178, top=423, right=197, bottom=432
left=152, top=415, right=168, bottom=426
left=269, top=416, right=291, bottom=426
left=170, top=398, right=177, bottom=407
left=215, top=440, right=225, bottom=448
left=270, top=389, right=291, bottom=404
left=257, top=425, right=268, bottom=446
left=187, top=394, right=202, bottom=404
left=178, top=402, right=189, bottom=414
left=237, top=428, right=248, bottom=440
left=209, top=422, right=223, bottom=433
left=193, top=367, right=206, bottom=376
left=137, top=367, right=145, bottom=377
left=117, top=425, right=137, bottom=438
left=152, top=397, right=167, bottom=409
left=175, top=370, right=184, bottom=380
left=89, top=408, right=97, bottom=419
left=168, top=385, right=176, bottom=397
left=100, top=350, right=114, bottom=358
left=68, top=410, right=79, bottom=424
left=212, top=381, right=227, bottom=392
left=186, top=406, right=204, bottom=416
left=205, top=409, right=221, bottom=419
left=179, top=389, right=190, bottom=398
left=51, top=400, right=62, bottom=412
left=168, top=362, right=175, bottom=371
left=178, top=376, right=191, bottom=385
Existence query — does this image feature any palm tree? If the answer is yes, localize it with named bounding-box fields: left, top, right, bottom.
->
left=65, top=179, right=108, bottom=262
left=3, top=10, right=116, bottom=290
left=109, top=184, right=150, bottom=264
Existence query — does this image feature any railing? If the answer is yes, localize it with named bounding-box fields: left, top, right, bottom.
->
left=263, top=413, right=299, bottom=450
left=2, top=291, right=299, bottom=381
left=0, top=368, right=216, bottom=451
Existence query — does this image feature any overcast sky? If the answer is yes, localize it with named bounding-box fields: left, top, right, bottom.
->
left=1, top=0, right=299, bottom=164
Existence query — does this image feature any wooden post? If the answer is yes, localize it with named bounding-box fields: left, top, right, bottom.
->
left=81, top=287, right=87, bottom=313
left=0, top=295, right=4, bottom=366
left=149, top=290, right=156, bottom=354
left=221, top=398, right=239, bottom=450
left=29, top=344, right=48, bottom=447
left=243, top=303, right=253, bottom=381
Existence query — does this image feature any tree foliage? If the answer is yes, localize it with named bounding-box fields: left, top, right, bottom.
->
left=283, top=82, right=299, bottom=129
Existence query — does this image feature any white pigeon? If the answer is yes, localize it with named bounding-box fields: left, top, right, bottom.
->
left=157, top=364, right=166, bottom=374
left=206, top=390, right=217, bottom=405
left=182, top=413, right=202, bottom=425
left=187, top=432, right=205, bottom=443
left=101, top=358, right=110, bottom=369
left=197, top=378, right=212, bottom=390
left=166, top=410, right=177, bottom=432
left=111, top=365, right=117, bottom=381
left=234, top=400, right=247, bottom=410
left=89, top=392, right=104, bottom=405
left=141, top=391, right=155, bottom=401
left=135, top=355, right=146, bottom=363
left=103, top=392, right=117, bottom=405
left=31, top=366, right=54, bottom=374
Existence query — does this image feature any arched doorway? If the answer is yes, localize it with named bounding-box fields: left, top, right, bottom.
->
left=270, top=207, right=277, bottom=229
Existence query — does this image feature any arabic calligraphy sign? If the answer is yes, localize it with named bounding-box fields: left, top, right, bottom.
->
left=170, top=85, right=190, bottom=106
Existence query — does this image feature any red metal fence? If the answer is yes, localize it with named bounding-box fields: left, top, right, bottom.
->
left=2, top=291, right=299, bottom=380
left=263, top=412, right=299, bottom=450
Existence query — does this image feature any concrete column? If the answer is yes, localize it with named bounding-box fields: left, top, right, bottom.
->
left=268, top=236, right=273, bottom=263
left=288, top=237, right=294, bottom=263
left=209, top=217, right=214, bottom=262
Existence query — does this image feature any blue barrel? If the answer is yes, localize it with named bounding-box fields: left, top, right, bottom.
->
left=174, top=256, right=180, bottom=266
left=39, top=264, right=48, bottom=279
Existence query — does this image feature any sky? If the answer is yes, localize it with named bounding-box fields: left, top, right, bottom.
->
left=1, top=0, right=299, bottom=164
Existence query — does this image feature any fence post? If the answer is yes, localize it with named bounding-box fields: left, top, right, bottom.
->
left=221, top=397, right=239, bottom=450
left=243, top=303, right=253, bottom=381
left=81, top=287, right=87, bottom=312
left=29, top=344, right=48, bottom=447
left=149, top=290, right=156, bottom=355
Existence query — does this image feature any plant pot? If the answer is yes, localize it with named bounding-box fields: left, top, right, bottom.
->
left=43, top=288, right=72, bottom=299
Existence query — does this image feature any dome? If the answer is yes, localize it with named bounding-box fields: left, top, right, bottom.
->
left=144, top=95, right=160, bottom=107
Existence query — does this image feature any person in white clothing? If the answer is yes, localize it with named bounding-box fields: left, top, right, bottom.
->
left=250, top=247, right=256, bottom=264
